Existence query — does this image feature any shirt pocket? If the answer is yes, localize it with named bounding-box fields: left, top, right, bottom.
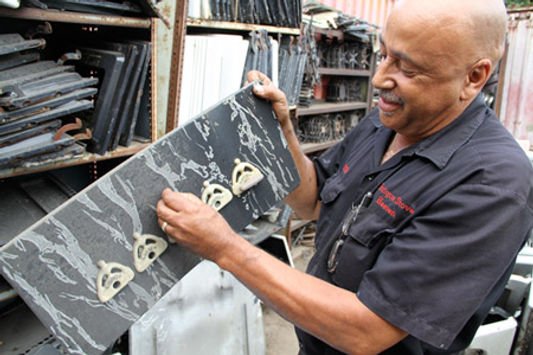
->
left=331, top=207, right=392, bottom=292
left=319, top=172, right=343, bottom=205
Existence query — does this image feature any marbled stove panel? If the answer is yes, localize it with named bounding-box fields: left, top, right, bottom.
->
left=0, top=84, right=299, bottom=354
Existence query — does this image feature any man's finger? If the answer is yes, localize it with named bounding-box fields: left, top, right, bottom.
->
left=157, top=201, right=179, bottom=224
left=161, top=189, right=189, bottom=211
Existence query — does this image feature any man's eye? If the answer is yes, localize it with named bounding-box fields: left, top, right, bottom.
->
left=400, top=67, right=416, bottom=77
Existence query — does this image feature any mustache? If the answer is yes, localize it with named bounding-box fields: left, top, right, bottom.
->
left=379, top=90, right=404, bottom=105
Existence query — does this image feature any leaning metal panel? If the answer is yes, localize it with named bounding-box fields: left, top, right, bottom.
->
left=0, top=83, right=299, bottom=355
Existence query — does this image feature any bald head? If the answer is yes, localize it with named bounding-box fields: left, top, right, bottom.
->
left=390, top=0, right=507, bottom=68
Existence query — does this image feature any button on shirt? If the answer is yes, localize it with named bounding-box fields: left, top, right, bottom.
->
left=296, top=96, right=533, bottom=354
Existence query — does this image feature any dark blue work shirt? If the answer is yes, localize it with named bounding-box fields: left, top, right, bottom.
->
left=296, top=96, right=533, bottom=354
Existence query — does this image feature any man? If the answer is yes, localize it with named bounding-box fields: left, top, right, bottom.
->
left=157, top=0, right=533, bottom=353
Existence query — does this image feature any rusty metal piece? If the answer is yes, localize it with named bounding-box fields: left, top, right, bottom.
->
left=72, top=128, right=92, bottom=141
left=56, top=49, right=81, bottom=65
left=53, top=117, right=82, bottom=141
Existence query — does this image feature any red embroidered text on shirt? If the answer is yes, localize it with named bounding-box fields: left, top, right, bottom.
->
left=376, top=184, right=415, bottom=218
left=343, top=163, right=350, bottom=174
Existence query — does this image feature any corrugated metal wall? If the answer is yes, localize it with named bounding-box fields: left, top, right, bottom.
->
left=318, top=0, right=395, bottom=28
left=498, top=9, right=533, bottom=142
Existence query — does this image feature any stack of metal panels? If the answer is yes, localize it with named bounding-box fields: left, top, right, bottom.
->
left=278, top=40, right=307, bottom=107
left=188, top=0, right=302, bottom=28
left=76, top=40, right=152, bottom=154
left=241, top=30, right=278, bottom=88
left=0, top=34, right=98, bottom=170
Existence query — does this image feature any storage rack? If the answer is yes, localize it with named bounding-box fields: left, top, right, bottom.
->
left=297, top=27, right=376, bottom=154
left=0, top=7, right=159, bottom=180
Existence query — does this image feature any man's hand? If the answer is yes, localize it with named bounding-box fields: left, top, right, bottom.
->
left=246, top=70, right=291, bottom=128
left=156, top=188, right=238, bottom=264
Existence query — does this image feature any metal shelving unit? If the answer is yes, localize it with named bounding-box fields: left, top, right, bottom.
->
left=295, top=24, right=376, bottom=154
left=0, top=8, right=158, bottom=180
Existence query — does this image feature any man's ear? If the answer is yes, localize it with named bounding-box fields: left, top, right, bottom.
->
left=460, top=58, right=492, bottom=101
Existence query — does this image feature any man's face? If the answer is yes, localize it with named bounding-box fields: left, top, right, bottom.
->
left=372, top=12, right=471, bottom=141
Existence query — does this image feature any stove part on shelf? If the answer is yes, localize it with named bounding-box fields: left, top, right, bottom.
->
left=0, top=61, right=75, bottom=96
left=117, top=40, right=151, bottom=148
left=298, top=110, right=366, bottom=143
left=56, top=50, right=81, bottom=66
left=0, top=72, right=99, bottom=109
left=0, top=33, right=45, bottom=57
left=97, top=41, right=137, bottom=149
left=279, top=43, right=308, bottom=107
left=0, top=99, right=93, bottom=136
left=0, top=119, right=61, bottom=147
left=0, top=87, right=97, bottom=124
left=326, top=78, right=365, bottom=103
left=0, top=131, right=76, bottom=168
left=78, top=47, right=125, bottom=155
left=0, top=51, right=40, bottom=71
left=242, top=30, right=272, bottom=86
left=134, top=70, right=151, bottom=141
left=101, top=41, right=151, bottom=150
left=318, top=42, right=372, bottom=71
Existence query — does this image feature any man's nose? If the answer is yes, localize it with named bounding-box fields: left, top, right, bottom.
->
left=372, top=58, right=395, bottom=90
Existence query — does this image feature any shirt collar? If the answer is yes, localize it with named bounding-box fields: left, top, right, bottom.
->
left=370, top=95, right=488, bottom=170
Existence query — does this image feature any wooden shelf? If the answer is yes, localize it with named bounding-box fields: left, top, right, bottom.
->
left=187, top=19, right=300, bottom=35
left=297, top=101, right=367, bottom=116
left=300, top=140, right=339, bottom=154
left=318, top=67, right=371, bottom=77
left=0, top=7, right=151, bottom=28
left=0, top=141, right=150, bottom=179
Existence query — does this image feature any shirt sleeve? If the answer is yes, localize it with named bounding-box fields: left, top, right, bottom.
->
left=357, top=182, right=533, bottom=349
